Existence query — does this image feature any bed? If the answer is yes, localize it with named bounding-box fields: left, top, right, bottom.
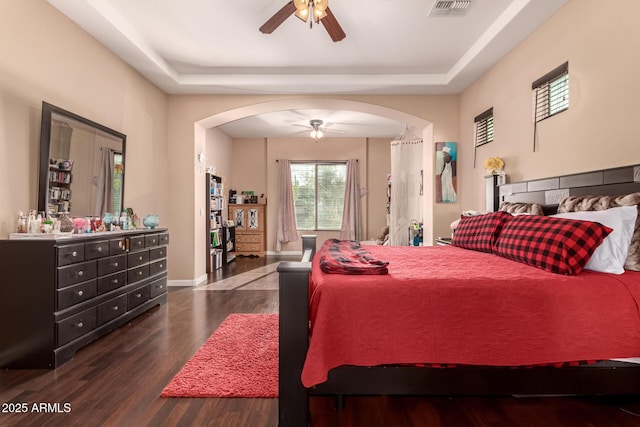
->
left=277, top=164, right=640, bottom=427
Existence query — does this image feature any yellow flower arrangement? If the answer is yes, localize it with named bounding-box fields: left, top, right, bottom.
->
left=484, top=157, right=505, bottom=175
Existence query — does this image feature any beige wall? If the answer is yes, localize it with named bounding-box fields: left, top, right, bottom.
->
left=459, top=0, right=640, bottom=212
left=229, top=138, right=268, bottom=200
left=0, top=2, right=169, bottom=244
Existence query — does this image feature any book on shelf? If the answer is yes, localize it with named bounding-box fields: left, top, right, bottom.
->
left=209, top=180, right=223, bottom=196
left=210, top=248, right=223, bottom=270
left=210, top=213, right=222, bottom=229
left=210, top=228, right=221, bottom=247
left=210, top=197, right=224, bottom=211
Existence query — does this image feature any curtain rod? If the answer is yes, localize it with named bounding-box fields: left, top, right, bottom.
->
left=276, top=159, right=357, bottom=163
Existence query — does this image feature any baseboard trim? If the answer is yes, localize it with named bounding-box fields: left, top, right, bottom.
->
left=168, top=275, right=208, bottom=287
left=266, top=250, right=302, bottom=256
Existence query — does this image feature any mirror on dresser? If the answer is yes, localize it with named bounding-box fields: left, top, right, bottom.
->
left=37, top=102, right=126, bottom=218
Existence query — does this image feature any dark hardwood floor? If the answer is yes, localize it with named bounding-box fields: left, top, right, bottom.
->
left=1, top=255, right=640, bottom=427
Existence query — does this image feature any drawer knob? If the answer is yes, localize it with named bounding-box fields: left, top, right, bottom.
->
left=159, top=264, right=163, bottom=268
left=112, top=305, right=119, bottom=311
left=72, top=251, right=77, bottom=257
left=138, top=271, right=143, bottom=276
left=113, top=278, right=119, bottom=284
left=77, top=290, right=84, bottom=296
left=137, top=241, right=142, bottom=246
left=134, top=293, right=142, bottom=298
left=78, top=271, right=84, bottom=277
left=98, top=247, right=103, bottom=252
left=160, top=251, right=164, bottom=256
left=139, top=256, right=143, bottom=261
left=114, top=262, right=119, bottom=267
left=76, top=322, right=84, bottom=328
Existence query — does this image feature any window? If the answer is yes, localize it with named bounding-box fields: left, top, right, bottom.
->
left=290, top=162, right=346, bottom=230
left=474, top=107, right=494, bottom=147
left=533, top=62, right=569, bottom=123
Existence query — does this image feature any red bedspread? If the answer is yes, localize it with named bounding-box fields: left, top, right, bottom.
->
left=302, top=244, right=640, bottom=387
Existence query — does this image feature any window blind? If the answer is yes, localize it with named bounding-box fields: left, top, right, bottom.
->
left=532, top=62, right=569, bottom=151
left=533, top=62, right=569, bottom=123
left=474, top=107, right=494, bottom=147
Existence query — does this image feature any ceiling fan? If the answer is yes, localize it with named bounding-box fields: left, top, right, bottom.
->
left=294, top=119, right=345, bottom=142
left=259, top=0, right=346, bottom=42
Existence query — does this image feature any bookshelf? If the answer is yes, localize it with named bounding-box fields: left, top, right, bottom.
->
left=206, top=173, right=224, bottom=273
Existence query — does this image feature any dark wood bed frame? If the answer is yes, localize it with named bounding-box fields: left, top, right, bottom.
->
left=277, top=164, right=640, bottom=427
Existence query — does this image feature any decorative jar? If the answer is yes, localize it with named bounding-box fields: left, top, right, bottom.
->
left=143, top=215, right=159, bottom=229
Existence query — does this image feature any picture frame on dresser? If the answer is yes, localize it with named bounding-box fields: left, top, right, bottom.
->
left=0, top=229, right=169, bottom=369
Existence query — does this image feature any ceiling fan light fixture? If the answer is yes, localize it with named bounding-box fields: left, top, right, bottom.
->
left=294, top=0, right=309, bottom=10
left=309, top=119, right=324, bottom=141
left=310, top=129, right=324, bottom=140
left=294, top=7, right=310, bottom=22
left=313, top=8, right=327, bottom=22
left=314, top=0, right=328, bottom=12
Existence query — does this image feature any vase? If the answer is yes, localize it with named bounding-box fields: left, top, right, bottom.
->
left=143, top=215, right=159, bottom=229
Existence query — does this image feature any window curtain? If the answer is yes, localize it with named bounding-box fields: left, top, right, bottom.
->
left=389, top=134, right=423, bottom=246
left=95, top=148, right=114, bottom=217
left=339, top=159, right=361, bottom=240
left=275, top=159, right=298, bottom=251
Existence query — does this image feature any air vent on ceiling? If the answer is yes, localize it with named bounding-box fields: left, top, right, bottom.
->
left=429, top=1, right=472, bottom=16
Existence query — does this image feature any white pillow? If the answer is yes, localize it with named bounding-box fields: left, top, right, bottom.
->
left=552, top=205, right=638, bottom=274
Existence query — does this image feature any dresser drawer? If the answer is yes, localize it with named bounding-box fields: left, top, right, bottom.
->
left=128, top=284, right=150, bottom=309
left=236, top=233, right=263, bottom=244
left=85, top=240, right=110, bottom=260
left=57, top=308, right=97, bottom=347
left=149, top=276, right=167, bottom=299
left=109, top=237, right=127, bottom=255
left=127, top=250, right=149, bottom=268
left=145, top=233, right=159, bottom=248
left=97, top=271, right=127, bottom=295
left=97, top=254, right=126, bottom=276
left=129, top=236, right=146, bottom=251
left=158, top=233, right=170, bottom=246
left=128, top=265, right=149, bottom=284
left=97, top=294, right=127, bottom=326
left=149, top=246, right=167, bottom=261
left=149, top=259, right=167, bottom=277
left=57, top=260, right=97, bottom=289
left=57, top=244, right=85, bottom=266
left=236, top=242, right=263, bottom=252
left=57, top=280, right=97, bottom=310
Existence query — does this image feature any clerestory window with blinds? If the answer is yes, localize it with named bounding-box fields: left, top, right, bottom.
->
left=290, top=162, right=346, bottom=231
left=533, top=62, right=569, bottom=123
left=474, top=107, right=494, bottom=147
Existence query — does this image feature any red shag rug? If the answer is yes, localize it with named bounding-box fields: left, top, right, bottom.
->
left=161, top=313, right=278, bottom=398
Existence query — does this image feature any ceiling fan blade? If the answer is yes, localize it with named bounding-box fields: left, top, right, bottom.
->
left=320, top=7, right=346, bottom=42
left=259, top=1, right=296, bottom=34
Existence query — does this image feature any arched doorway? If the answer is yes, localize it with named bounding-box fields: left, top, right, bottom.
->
left=193, top=98, right=434, bottom=282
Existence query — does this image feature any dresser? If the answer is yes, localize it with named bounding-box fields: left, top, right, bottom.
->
left=0, top=228, right=169, bottom=368
left=229, top=203, right=265, bottom=256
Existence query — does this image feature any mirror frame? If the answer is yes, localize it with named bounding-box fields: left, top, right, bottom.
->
left=38, top=101, right=127, bottom=217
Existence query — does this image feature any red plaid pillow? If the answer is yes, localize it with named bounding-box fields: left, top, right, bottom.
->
left=451, top=211, right=513, bottom=253
left=493, top=215, right=612, bottom=275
